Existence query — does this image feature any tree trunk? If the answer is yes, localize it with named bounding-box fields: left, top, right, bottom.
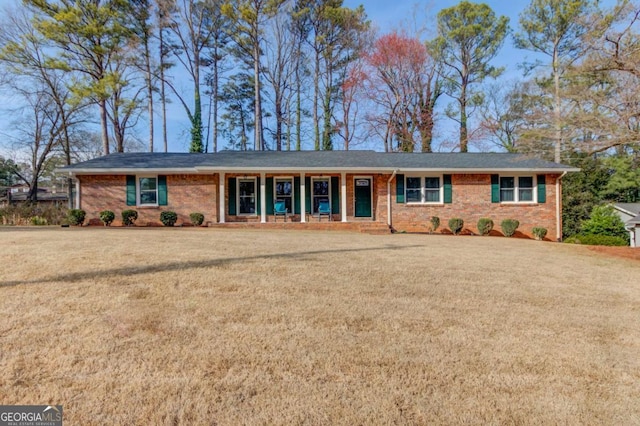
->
left=313, top=51, right=320, bottom=150
left=159, top=25, right=168, bottom=153
left=99, top=98, right=109, bottom=155
left=254, top=43, right=263, bottom=151
left=212, top=45, right=219, bottom=153
left=553, top=45, right=562, bottom=163
left=145, top=37, right=154, bottom=152
left=459, top=80, right=468, bottom=153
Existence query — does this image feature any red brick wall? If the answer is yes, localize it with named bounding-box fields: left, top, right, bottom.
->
left=79, top=174, right=217, bottom=226
left=389, top=173, right=560, bottom=238
left=78, top=172, right=561, bottom=236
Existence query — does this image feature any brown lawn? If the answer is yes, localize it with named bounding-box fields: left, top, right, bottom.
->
left=0, top=227, right=639, bottom=425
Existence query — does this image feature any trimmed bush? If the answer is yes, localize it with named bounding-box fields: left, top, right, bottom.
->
left=532, top=227, right=548, bottom=241
left=501, top=219, right=520, bottom=237
left=160, top=211, right=178, bottom=227
left=99, top=210, right=115, bottom=226
left=30, top=216, right=48, bottom=226
left=477, top=218, right=494, bottom=236
left=67, top=209, right=86, bottom=226
left=448, top=218, right=464, bottom=235
left=122, top=209, right=138, bottom=226
left=190, top=212, right=205, bottom=226
left=564, top=235, right=628, bottom=246
left=430, top=216, right=440, bottom=233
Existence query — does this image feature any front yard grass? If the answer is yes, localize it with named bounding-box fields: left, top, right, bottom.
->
left=1, top=228, right=639, bottom=424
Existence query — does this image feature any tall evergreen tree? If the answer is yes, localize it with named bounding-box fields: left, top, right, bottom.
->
left=435, top=1, right=509, bottom=152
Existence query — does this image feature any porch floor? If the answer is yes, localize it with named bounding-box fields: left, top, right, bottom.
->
left=209, top=221, right=391, bottom=234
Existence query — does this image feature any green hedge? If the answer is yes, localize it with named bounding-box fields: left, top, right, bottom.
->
left=564, top=235, right=628, bottom=246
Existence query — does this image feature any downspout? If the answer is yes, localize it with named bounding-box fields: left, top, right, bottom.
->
left=556, top=171, right=567, bottom=242
left=387, top=169, right=398, bottom=229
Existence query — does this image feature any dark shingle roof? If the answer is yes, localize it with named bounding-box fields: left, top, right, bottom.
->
left=60, top=150, right=578, bottom=173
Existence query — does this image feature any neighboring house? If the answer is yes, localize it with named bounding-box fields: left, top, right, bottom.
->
left=59, top=151, right=578, bottom=238
left=0, top=184, right=69, bottom=207
left=612, top=203, right=640, bottom=248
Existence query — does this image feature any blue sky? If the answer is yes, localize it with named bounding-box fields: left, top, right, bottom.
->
left=0, top=0, right=618, bottom=156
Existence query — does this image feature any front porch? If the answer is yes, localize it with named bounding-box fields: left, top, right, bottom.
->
left=219, top=172, right=388, bottom=226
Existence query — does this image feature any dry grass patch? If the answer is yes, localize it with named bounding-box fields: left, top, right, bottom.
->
left=1, top=227, right=639, bottom=424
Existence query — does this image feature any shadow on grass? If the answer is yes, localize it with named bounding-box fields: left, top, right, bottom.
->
left=0, top=244, right=424, bottom=288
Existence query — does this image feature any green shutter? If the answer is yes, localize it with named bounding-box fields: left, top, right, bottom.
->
left=396, top=174, right=405, bottom=203
left=266, top=177, right=274, bottom=214
left=537, top=175, right=546, bottom=203
left=158, top=175, right=168, bottom=206
left=491, top=174, right=500, bottom=203
left=305, top=176, right=311, bottom=212
left=294, top=177, right=301, bottom=214
left=228, top=177, right=236, bottom=215
left=256, top=177, right=261, bottom=215
left=126, top=175, right=136, bottom=206
left=443, top=174, right=452, bottom=204
left=331, top=176, right=340, bottom=214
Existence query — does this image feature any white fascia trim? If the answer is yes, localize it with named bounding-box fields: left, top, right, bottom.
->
left=62, top=168, right=200, bottom=176
left=396, top=168, right=581, bottom=174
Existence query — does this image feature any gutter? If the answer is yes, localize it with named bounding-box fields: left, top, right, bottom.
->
left=556, top=171, right=568, bottom=242
left=387, top=169, right=398, bottom=228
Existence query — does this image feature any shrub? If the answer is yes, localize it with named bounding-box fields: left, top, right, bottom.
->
left=501, top=219, right=520, bottom=237
left=160, top=211, right=178, bottom=227
left=581, top=205, right=628, bottom=240
left=99, top=210, right=115, bottom=226
left=190, top=212, right=205, bottom=226
left=429, top=216, right=440, bottom=233
left=532, top=227, right=548, bottom=241
left=67, top=209, right=86, bottom=226
left=448, top=218, right=464, bottom=235
left=0, top=204, right=67, bottom=226
left=122, top=209, right=138, bottom=226
left=564, top=235, right=628, bottom=246
left=30, top=216, right=48, bottom=226
left=477, top=218, right=494, bottom=236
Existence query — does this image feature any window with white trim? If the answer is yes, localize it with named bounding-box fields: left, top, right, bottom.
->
left=238, top=178, right=257, bottom=214
left=500, top=176, right=534, bottom=203
left=275, top=178, right=293, bottom=213
left=405, top=176, right=442, bottom=204
left=138, top=177, right=158, bottom=205
left=312, top=178, right=330, bottom=213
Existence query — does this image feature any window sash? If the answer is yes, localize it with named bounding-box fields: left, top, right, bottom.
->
left=275, top=178, right=293, bottom=213
left=238, top=179, right=256, bottom=214
left=139, top=177, right=158, bottom=205
left=312, top=179, right=330, bottom=213
left=500, top=176, right=535, bottom=203
left=405, top=176, right=441, bottom=203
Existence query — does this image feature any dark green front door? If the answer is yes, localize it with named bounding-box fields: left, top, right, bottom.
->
left=354, top=178, right=372, bottom=217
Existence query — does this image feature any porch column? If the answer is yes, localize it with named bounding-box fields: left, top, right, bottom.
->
left=300, top=172, right=306, bottom=223
left=260, top=172, right=266, bottom=223
left=75, top=178, right=80, bottom=209
left=219, top=172, right=225, bottom=223
left=341, top=172, right=347, bottom=222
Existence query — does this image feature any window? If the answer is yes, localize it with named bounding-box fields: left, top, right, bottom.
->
left=238, top=178, right=256, bottom=214
left=275, top=178, right=293, bottom=213
left=312, top=178, right=330, bottom=213
left=405, top=176, right=441, bottom=204
left=500, top=176, right=535, bottom=203
left=139, top=177, right=158, bottom=205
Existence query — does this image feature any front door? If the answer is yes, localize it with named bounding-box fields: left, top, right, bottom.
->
left=354, top=178, right=372, bottom=217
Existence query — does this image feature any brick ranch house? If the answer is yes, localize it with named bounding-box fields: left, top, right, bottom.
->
left=60, top=151, right=578, bottom=239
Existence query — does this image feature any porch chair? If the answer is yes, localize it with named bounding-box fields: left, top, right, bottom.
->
left=274, top=200, right=289, bottom=222
left=317, top=199, right=331, bottom=221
